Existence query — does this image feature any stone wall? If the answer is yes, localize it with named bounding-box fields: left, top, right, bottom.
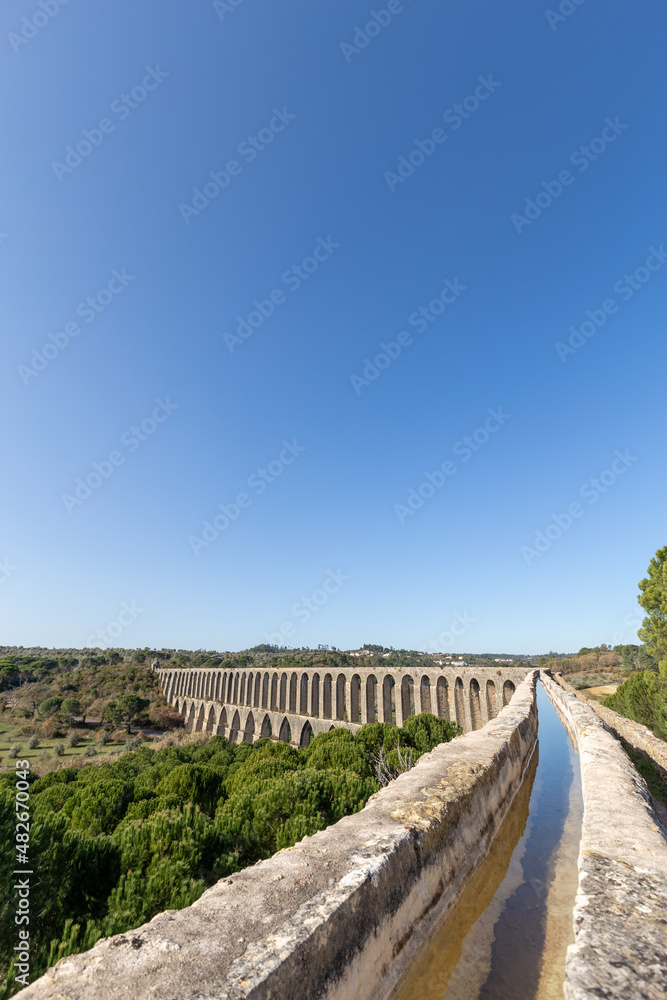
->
left=553, top=671, right=667, bottom=783
left=540, top=671, right=667, bottom=1000
left=17, top=674, right=538, bottom=1000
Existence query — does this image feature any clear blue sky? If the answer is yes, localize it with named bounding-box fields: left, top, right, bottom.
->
left=1, top=0, right=665, bottom=654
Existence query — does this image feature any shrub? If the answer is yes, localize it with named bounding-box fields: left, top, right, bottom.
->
left=40, top=719, right=66, bottom=739
left=83, top=746, right=97, bottom=758
left=53, top=742, right=64, bottom=756
left=124, top=736, right=141, bottom=752
left=28, top=734, right=40, bottom=749
left=6, top=745, right=21, bottom=759
left=66, top=733, right=80, bottom=749
left=98, top=731, right=112, bottom=746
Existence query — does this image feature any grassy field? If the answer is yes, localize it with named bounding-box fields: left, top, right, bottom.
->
left=578, top=683, right=619, bottom=704
left=0, top=720, right=151, bottom=772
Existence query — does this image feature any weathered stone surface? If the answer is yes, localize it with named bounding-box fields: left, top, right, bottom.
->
left=541, top=671, right=667, bottom=1000
left=17, top=675, right=538, bottom=1000
left=555, top=671, right=667, bottom=784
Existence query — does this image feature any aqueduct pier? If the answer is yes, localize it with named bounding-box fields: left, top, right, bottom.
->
left=156, top=663, right=531, bottom=744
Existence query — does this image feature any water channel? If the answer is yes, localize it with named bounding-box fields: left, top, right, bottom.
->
left=391, top=681, right=584, bottom=1000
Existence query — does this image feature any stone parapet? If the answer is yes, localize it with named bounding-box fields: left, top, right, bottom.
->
left=552, top=671, right=667, bottom=783
left=541, top=671, right=667, bottom=1000
left=17, top=674, right=538, bottom=1000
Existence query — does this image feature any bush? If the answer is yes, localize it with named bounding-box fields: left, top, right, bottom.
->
left=83, top=746, right=97, bottom=758
left=53, top=742, right=64, bottom=756
left=28, top=734, right=40, bottom=749
left=66, top=733, right=80, bottom=749
left=6, top=745, right=21, bottom=759
left=124, top=736, right=141, bottom=752
left=40, top=719, right=66, bottom=739
left=98, top=731, right=112, bottom=746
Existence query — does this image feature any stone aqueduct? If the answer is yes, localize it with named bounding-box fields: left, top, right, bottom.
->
left=156, top=663, right=531, bottom=745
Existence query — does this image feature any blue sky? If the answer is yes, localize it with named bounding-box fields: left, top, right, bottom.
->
left=1, top=0, right=665, bottom=654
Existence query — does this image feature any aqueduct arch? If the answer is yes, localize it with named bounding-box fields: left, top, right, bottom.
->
left=155, top=662, right=529, bottom=746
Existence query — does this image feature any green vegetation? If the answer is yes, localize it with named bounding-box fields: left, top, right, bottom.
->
left=603, top=546, right=667, bottom=741
left=0, top=648, right=179, bottom=739
left=0, top=714, right=459, bottom=994
left=637, top=546, right=667, bottom=673
left=605, top=671, right=667, bottom=741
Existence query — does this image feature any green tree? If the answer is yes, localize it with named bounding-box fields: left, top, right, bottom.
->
left=104, top=695, right=149, bottom=732
left=638, top=546, right=667, bottom=674
left=60, top=698, right=83, bottom=724
left=37, top=696, right=63, bottom=718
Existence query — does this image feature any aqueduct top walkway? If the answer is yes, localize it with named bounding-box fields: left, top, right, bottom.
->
left=156, top=663, right=531, bottom=746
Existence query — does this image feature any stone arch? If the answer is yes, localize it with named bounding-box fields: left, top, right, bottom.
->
left=270, top=674, right=278, bottom=710
left=299, top=720, right=313, bottom=747
left=214, top=672, right=221, bottom=700
left=366, top=674, right=378, bottom=722
left=300, top=673, right=309, bottom=715
left=230, top=710, right=240, bottom=743
left=420, top=675, right=432, bottom=714
left=246, top=672, right=253, bottom=705
left=239, top=674, right=246, bottom=705
left=195, top=702, right=206, bottom=732
left=185, top=701, right=196, bottom=731
left=382, top=675, right=395, bottom=724
left=205, top=703, right=217, bottom=732
left=233, top=673, right=239, bottom=703
left=435, top=677, right=449, bottom=721
left=350, top=675, right=361, bottom=724
left=243, top=711, right=255, bottom=743
left=454, top=677, right=465, bottom=728
left=401, top=675, right=415, bottom=721
left=469, top=678, right=482, bottom=730
left=335, top=674, right=346, bottom=720
left=279, top=673, right=288, bottom=712
left=254, top=673, right=261, bottom=707
left=218, top=707, right=227, bottom=736
left=289, top=672, right=298, bottom=714
left=311, top=673, right=320, bottom=717
left=262, top=672, right=269, bottom=709
left=486, top=680, right=498, bottom=720
left=261, top=713, right=272, bottom=738
left=278, top=717, right=291, bottom=744
left=323, top=674, right=333, bottom=719
left=503, top=680, right=515, bottom=706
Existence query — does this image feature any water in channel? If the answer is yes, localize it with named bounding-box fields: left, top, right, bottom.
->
left=391, top=681, right=583, bottom=1000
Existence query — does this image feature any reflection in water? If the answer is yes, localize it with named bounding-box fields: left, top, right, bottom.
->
left=392, top=749, right=537, bottom=1000
left=392, top=683, right=583, bottom=1000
